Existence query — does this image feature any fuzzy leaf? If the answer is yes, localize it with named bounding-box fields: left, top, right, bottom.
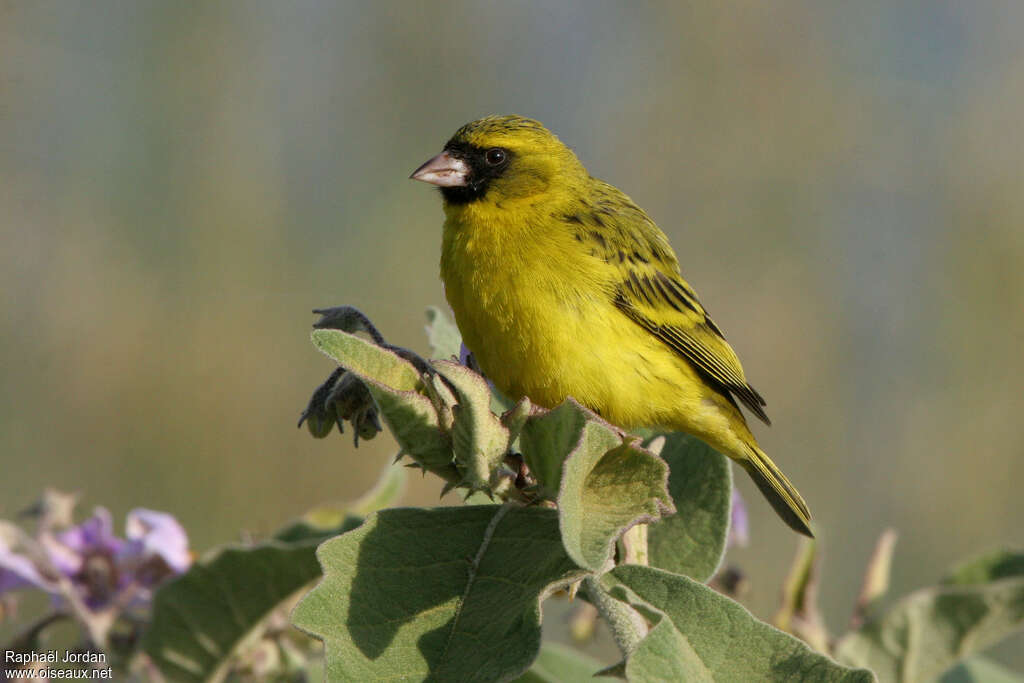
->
left=513, top=641, right=608, bottom=682
left=939, top=657, right=1024, bottom=683
left=312, top=328, right=421, bottom=393
left=370, top=388, right=455, bottom=472
left=435, top=360, right=511, bottom=490
left=142, top=462, right=407, bottom=681
left=645, top=433, right=731, bottom=581
left=425, top=306, right=463, bottom=361
left=836, top=554, right=1024, bottom=683
left=312, top=329, right=455, bottom=472
left=608, top=565, right=875, bottom=682
left=311, top=306, right=386, bottom=342
left=518, top=401, right=589, bottom=498
left=143, top=527, right=346, bottom=681
left=501, top=396, right=534, bottom=446
left=292, top=506, right=584, bottom=682
left=944, top=550, right=1024, bottom=586
left=556, top=404, right=674, bottom=572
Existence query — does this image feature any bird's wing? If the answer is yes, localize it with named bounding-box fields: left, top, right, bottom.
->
left=613, top=267, right=770, bottom=424
left=574, top=180, right=770, bottom=424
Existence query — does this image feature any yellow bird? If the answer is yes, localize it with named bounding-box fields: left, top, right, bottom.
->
left=411, top=115, right=812, bottom=536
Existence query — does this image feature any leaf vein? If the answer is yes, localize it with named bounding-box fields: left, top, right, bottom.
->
left=436, top=504, right=512, bottom=668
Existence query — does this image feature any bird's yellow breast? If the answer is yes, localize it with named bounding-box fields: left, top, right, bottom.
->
left=439, top=204, right=702, bottom=429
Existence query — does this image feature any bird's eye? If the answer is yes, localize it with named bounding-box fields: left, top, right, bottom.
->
left=485, top=148, right=507, bottom=166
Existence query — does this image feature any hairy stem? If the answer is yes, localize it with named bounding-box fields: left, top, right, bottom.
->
left=583, top=576, right=646, bottom=656
left=621, top=523, right=649, bottom=566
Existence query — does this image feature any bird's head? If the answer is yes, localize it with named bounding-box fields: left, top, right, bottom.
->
left=410, top=115, right=584, bottom=207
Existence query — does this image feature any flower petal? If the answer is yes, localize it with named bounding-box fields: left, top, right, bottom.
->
left=0, top=524, right=58, bottom=594
left=729, top=488, right=750, bottom=548
left=124, top=509, right=191, bottom=573
left=57, top=507, right=123, bottom=556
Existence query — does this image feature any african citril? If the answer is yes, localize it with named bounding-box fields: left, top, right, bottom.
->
left=411, top=115, right=812, bottom=536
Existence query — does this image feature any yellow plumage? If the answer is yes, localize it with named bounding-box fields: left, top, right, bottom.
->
left=412, top=115, right=812, bottom=536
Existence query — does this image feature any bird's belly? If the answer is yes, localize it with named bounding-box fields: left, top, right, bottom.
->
left=449, top=272, right=695, bottom=428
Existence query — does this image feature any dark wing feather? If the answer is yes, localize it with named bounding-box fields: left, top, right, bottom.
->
left=614, top=286, right=770, bottom=424
left=570, top=180, right=770, bottom=424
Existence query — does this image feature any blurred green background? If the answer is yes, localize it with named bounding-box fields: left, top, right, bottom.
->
left=2, top=0, right=1022, bottom=671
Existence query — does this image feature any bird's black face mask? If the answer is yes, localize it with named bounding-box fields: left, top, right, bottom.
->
left=437, top=142, right=513, bottom=204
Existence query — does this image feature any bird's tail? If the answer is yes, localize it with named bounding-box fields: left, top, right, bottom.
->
left=739, top=446, right=813, bottom=537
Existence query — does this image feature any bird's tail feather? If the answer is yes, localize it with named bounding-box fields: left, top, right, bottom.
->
left=740, top=447, right=813, bottom=537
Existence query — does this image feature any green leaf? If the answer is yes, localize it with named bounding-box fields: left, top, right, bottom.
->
left=939, top=657, right=1024, bottom=683
left=519, top=404, right=675, bottom=570
left=556, top=405, right=674, bottom=572
left=835, top=566, right=1024, bottom=682
left=488, top=386, right=518, bottom=415
left=518, top=401, right=589, bottom=498
left=425, top=306, right=463, bottom=360
left=435, top=360, right=511, bottom=491
left=841, top=550, right=1024, bottom=680
left=143, top=536, right=334, bottom=682
left=292, top=505, right=585, bottom=682
left=944, top=550, right=1024, bottom=586
left=143, top=463, right=405, bottom=681
left=611, top=608, right=713, bottom=682
left=500, top=396, right=534, bottom=446
left=609, top=565, right=874, bottom=682
left=513, top=641, right=608, bottom=682
left=371, top=387, right=456, bottom=472
left=645, top=433, right=731, bottom=581
left=312, top=328, right=421, bottom=393
left=312, top=328, right=456, bottom=473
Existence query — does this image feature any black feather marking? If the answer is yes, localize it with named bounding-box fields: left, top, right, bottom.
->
left=629, top=272, right=655, bottom=306
left=703, top=314, right=726, bottom=338
left=641, top=275, right=659, bottom=306
left=677, top=279, right=700, bottom=301
left=565, top=213, right=584, bottom=224
left=650, top=274, right=682, bottom=313
left=589, top=231, right=606, bottom=248
left=655, top=272, right=699, bottom=314
left=614, top=288, right=771, bottom=425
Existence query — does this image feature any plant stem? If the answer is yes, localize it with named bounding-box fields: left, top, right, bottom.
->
left=621, top=523, right=649, bottom=566
left=583, top=576, right=646, bottom=656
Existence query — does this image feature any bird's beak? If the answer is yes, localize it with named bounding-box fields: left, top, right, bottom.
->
left=409, top=151, right=469, bottom=187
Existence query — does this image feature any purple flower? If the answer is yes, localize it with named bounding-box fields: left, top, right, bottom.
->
left=459, top=342, right=473, bottom=367
left=0, top=505, right=191, bottom=611
left=124, top=509, right=191, bottom=574
left=728, top=488, right=750, bottom=549
left=0, top=540, right=55, bottom=594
